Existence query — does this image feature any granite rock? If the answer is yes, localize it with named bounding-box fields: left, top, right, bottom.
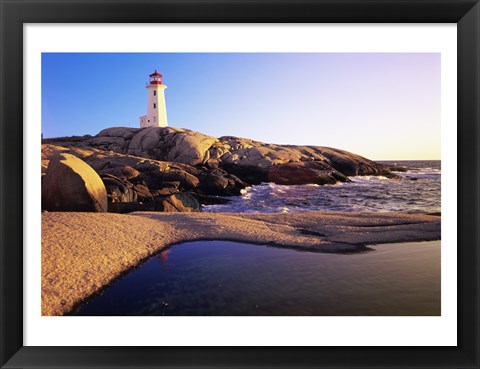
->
left=42, top=153, right=108, bottom=212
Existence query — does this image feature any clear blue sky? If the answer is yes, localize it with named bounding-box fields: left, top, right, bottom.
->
left=42, top=53, right=440, bottom=160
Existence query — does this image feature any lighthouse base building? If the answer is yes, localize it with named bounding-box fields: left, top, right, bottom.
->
left=140, top=70, right=168, bottom=128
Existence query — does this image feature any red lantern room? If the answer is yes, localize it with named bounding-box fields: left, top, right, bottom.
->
left=149, top=70, right=163, bottom=85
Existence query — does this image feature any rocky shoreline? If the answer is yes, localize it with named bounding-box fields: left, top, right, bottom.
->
left=40, top=127, right=435, bottom=316
left=41, top=211, right=440, bottom=316
left=42, top=126, right=399, bottom=214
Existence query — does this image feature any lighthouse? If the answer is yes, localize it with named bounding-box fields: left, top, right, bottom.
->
left=139, top=70, right=168, bottom=128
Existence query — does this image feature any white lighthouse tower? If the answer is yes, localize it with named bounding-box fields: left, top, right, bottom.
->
left=139, top=70, right=168, bottom=128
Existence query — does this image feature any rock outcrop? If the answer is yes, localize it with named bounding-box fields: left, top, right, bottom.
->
left=41, top=144, right=244, bottom=213
left=42, top=211, right=441, bottom=315
left=266, top=161, right=349, bottom=185
left=44, top=126, right=395, bottom=178
left=42, top=153, right=108, bottom=212
left=41, top=126, right=397, bottom=212
left=157, top=192, right=201, bottom=212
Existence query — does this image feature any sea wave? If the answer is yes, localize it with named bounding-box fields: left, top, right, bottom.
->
left=203, top=161, right=441, bottom=214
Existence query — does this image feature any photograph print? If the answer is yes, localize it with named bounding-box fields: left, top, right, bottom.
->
left=41, top=52, right=441, bottom=316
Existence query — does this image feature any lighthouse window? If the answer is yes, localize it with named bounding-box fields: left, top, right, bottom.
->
left=153, top=91, right=156, bottom=96
left=153, top=103, right=156, bottom=109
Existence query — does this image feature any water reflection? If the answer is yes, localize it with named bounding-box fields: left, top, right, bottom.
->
left=73, top=240, right=440, bottom=316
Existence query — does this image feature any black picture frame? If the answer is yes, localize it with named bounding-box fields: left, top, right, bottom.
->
left=1, top=0, right=479, bottom=368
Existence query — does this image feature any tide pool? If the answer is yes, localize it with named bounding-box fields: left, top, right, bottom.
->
left=72, top=240, right=440, bottom=316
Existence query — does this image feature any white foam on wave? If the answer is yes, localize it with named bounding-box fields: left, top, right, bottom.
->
left=239, top=187, right=250, bottom=195
left=350, top=175, right=391, bottom=182
left=405, top=170, right=441, bottom=175
left=203, top=162, right=441, bottom=214
left=351, top=176, right=374, bottom=182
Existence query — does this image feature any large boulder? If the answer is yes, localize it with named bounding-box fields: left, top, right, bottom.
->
left=98, top=164, right=140, bottom=181
left=166, top=130, right=217, bottom=166
left=101, top=174, right=138, bottom=203
left=41, top=144, right=69, bottom=174
left=197, top=168, right=247, bottom=196
left=309, top=147, right=390, bottom=177
left=156, top=192, right=201, bottom=212
left=267, top=161, right=349, bottom=185
left=42, top=153, right=108, bottom=212
left=139, top=166, right=200, bottom=191
left=127, top=127, right=164, bottom=157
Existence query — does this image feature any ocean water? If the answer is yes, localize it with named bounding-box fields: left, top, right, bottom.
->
left=73, top=240, right=440, bottom=316
left=204, top=160, right=440, bottom=214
